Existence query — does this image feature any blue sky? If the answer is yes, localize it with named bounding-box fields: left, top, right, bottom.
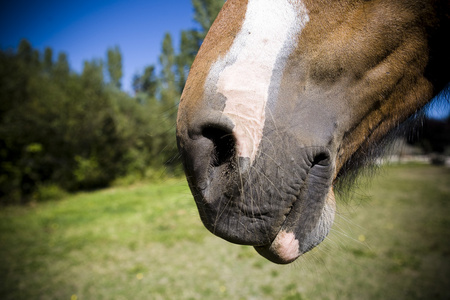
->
left=1, top=0, right=197, bottom=93
left=1, top=0, right=448, bottom=118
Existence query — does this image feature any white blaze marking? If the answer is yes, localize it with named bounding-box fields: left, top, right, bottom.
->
left=208, top=0, right=309, bottom=163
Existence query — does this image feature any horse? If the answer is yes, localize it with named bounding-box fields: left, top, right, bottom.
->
left=176, top=0, right=449, bottom=264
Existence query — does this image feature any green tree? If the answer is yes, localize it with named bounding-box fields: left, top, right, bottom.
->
left=107, top=46, right=123, bottom=88
left=0, top=42, right=135, bottom=202
left=159, top=33, right=179, bottom=115
left=17, top=39, right=33, bottom=64
left=132, top=65, right=157, bottom=98
left=53, top=52, right=70, bottom=80
left=82, top=59, right=104, bottom=90
left=43, top=47, right=53, bottom=72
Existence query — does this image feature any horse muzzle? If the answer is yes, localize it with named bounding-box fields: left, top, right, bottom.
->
left=177, top=110, right=337, bottom=264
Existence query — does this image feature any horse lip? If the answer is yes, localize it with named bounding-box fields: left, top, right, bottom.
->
left=254, top=152, right=335, bottom=264
left=254, top=232, right=301, bottom=264
left=253, top=206, right=300, bottom=264
left=252, top=192, right=303, bottom=264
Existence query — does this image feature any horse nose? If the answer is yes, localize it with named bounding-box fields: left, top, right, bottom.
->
left=177, top=111, right=237, bottom=188
left=201, top=124, right=236, bottom=168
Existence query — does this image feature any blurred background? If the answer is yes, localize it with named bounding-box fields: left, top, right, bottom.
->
left=1, top=0, right=225, bottom=204
left=0, top=1, right=449, bottom=299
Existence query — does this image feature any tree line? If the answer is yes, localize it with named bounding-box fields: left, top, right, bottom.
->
left=0, top=0, right=225, bottom=204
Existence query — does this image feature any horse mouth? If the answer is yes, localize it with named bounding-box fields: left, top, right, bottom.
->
left=255, top=161, right=336, bottom=264
left=254, top=185, right=336, bottom=264
left=183, top=142, right=336, bottom=264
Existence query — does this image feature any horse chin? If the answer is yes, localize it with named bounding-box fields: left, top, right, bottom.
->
left=255, top=191, right=336, bottom=264
left=255, top=231, right=301, bottom=264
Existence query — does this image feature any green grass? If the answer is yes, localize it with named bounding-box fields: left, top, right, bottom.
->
left=1, top=164, right=450, bottom=299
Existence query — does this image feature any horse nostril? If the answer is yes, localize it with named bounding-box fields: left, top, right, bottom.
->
left=312, top=152, right=330, bottom=167
left=202, top=126, right=236, bottom=167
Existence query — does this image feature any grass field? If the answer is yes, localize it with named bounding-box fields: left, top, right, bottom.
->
left=1, top=164, right=449, bottom=299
